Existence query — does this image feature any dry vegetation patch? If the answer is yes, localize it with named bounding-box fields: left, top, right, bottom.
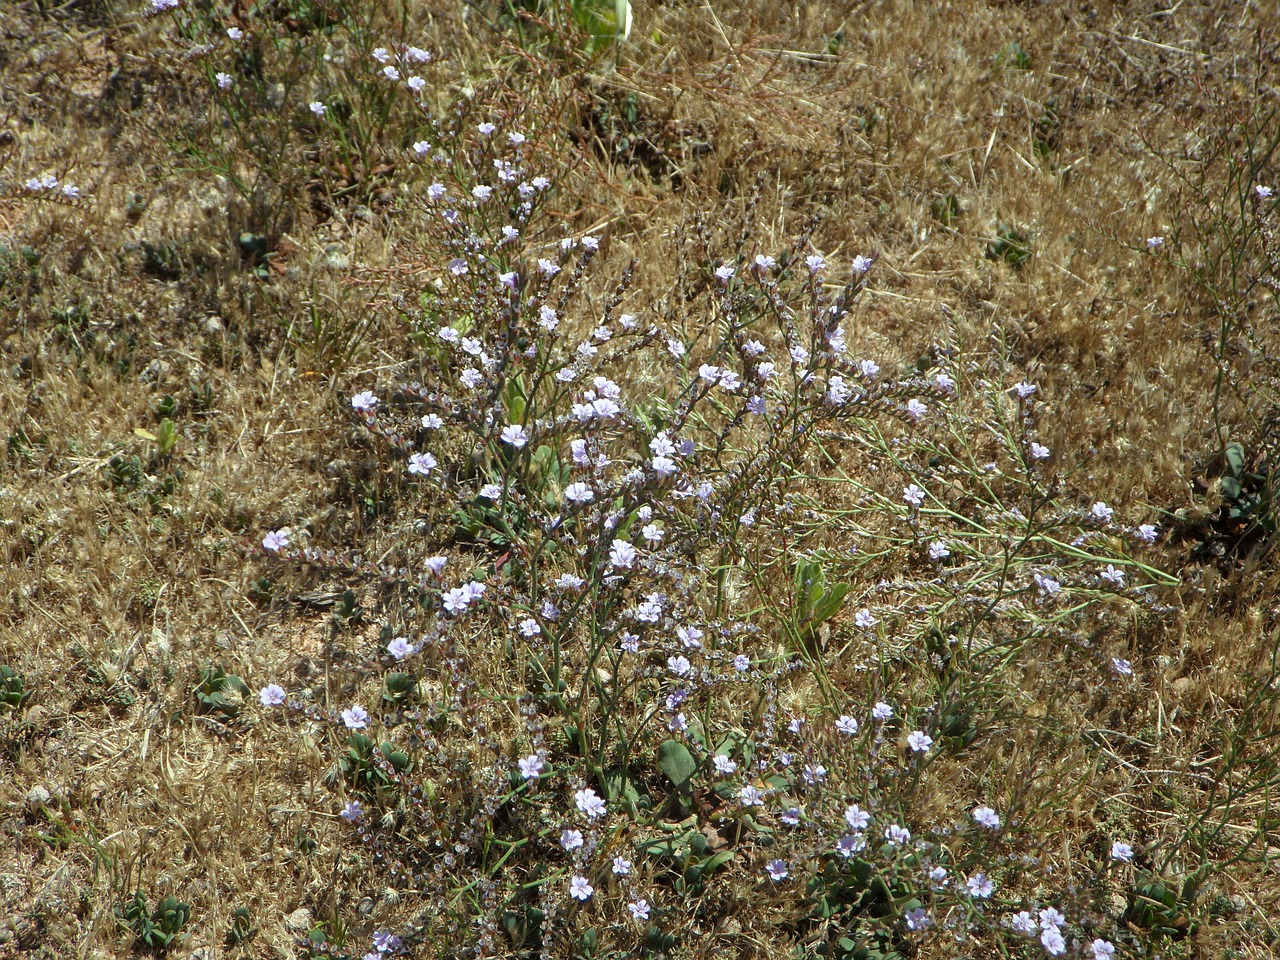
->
left=2, top=1, right=1279, bottom=959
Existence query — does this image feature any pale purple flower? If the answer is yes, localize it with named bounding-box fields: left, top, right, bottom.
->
left=903, top=484, right=925, bottom=507
left=836, top=715, right=859, bottom=735
left=928, top=540, right=950, bottom=560
left=561, top=828, right=584, bottom=851
left=1039, top=907, right=1066, bottom=930
left=844, top=803, right=870, bottom=831
left=1136, top=523, right=1158, bottom=543
left=1034, top=573, right=1061, bottom=597
left=421, top=413, right=444, bottom=429
left=739, top=784, right=765, bottom=807
left=1146, top=236, right=1164, bottom=249
left=575, top=787, right=607, bottom=819
left=387, top=636, right=416, bottom=660
left=340, top=800, right=363, bottom=822
left=966, top=873, right=993, bottom=898
left=1041, top=926, right=1066, bottom=956
left=713, top=755, right=738, bottom=775
left=1100, top=564, right=1126, bottom=587
left=851, top=254, right=873, bottom=274
left=1089, top=501, right=1114, bottom=523
left=667, top=655, right=691, bottom=678
left=860, top=358, right=880, bottom=379
left=907, top=730, right=934, bottom=753
left=612, top=856, right=632, bottom=875
left=853, top=609, right=877, bottom=629
left=471, top=185, right=493, bottom=202
left=372, top=931, right=401, bottom=953
left=1091, top=939, right=1115, bottom=959
left=733, top=654, right=750, bottom=672
left=1010, top=911, right=1038, bottom=936
left=215, top=72, right=233, bottom=90
left=610, top=539, right=637, bottom=569
left=1256, top=185, right=1273, bottom=200
left=1013, top=381, right=1037, bottom=398
left=972, top=805, right=1001, bottom=828
left=408, top=452, right=438, bottom=476
left=904, top=907, right=930, bottom=931
left=935, top=372, right=956, bottom=392
left=406, top=75, right=425, bottom=93
left=478, top=483, right=503, bottom=500
left=477, top=122, right=496, bottom=136
left=766, top=859, right=788, bottom=881
left=425, top=555, right=448, bottom=575
left=1030, top=442, right=1051, bottom=461
left=262, top=529, right=290, bottom=552
left=351, top=391, right=379, bottom=413
left=568, top=876, right=593, bottom=901
left=518, top=754, right=544, bottom=780
left=258, top=683, right=286, bottom=706
left=754, top=254, right=777, bottom=272
left=714, top=264, right=735, bottom=283
left=906, top=398, right=928, bottom=420
left=537, top=258, right=560, bottom=277
left=806, top=254, right=826, bottom=273
left=628, top=899, right=650, bottom=921
left=884, top=823, right=911, bottom=845
left=382, top=65, right=400, bottom=81
left=342, top=705, right=370, bottom=730
left=1111, top=840, right=1134, bottom=861
left=1111, top=657, right=1133, bottom=677
left=872, top=702, right=893, bottom=721
left=309, top=101, right=327, bottom=117
left=835, top=834, right=866, bottom=858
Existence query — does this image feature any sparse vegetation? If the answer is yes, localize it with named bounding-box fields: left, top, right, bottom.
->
left=3, top=1, right=1280, bottom=959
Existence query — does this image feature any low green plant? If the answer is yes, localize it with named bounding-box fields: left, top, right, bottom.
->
left=0, top=664, right=31, bottom=711
left=193, top=664, right=249, bottom=720
left=115, top=891, right=191, bottom=953
left=987, top=225, right=1031, bottom=268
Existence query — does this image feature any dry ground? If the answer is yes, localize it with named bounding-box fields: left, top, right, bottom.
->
left=2, top=0, right=1279, bottom=957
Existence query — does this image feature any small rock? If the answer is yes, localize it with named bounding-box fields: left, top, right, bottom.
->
left=284, top=907, right=313, bottom=933
left=26, top=785, right=52, bottom=810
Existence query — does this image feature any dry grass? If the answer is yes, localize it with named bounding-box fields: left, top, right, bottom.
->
left=2, top=0, right=1279, bottom=958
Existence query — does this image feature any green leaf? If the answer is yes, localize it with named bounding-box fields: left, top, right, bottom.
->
left=657, top=740, right=697, bottom=788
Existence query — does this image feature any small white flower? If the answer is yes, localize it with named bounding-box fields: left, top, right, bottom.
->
left=309, top=100, right=327, bottom=117
left=628, top=899, right=650, bottom=921
left=836, top=715, right=859, bottom=735
left=884, top=823, right=911, bottom=845
left=1146, top=236, right=1164, bottom=249
left=1013, top=381, right=1038, bottom=398
left=844, top=803, right=870, bottom=831
left=611, top=856, right=632, bottom=875
left=342, top=704, right=370, bottom=730
left=903, top=484, right=925, bottom=507
left=351, top=391, right=379, bottom=413
left=739, top=784, right=765, bottom=807
left=1089, top=501, right=1114, bottom=523
left=1099, top=564, right=1126, bottom=587
left=667, top=655, right=692, bottom=678
left=1111, top=840, right=1134, bottom=862
left=713, top=755, right=738, bottom=775
left=1256, top=185, right=1273, bottom=200
left=906, top=398, right=928, bottom=421
left=851, top=254, right=873, bottom=274
left=805, top=254, right=826, bottom=273
left=928, top=541, right=950, bottom=560
left=568, top=875, right=593, bottom=901
left=258, top=683, right=286, bottom=706
left=1030, top=442, right=1051, bottom=461
left=215, top=72, right=233, bottom=90
left=1040, top=926, right=1066, bottom=956
left=854, top=609, right=877, bottom=629
left=564, top=481, right=594, bottom=505
left=1136, top=523, right=1159, bottom=543
left=501, top=424, right=529, bottom=448
left=1091, top=939, right=1116, bottom=960
left=382, top=65, right=400, bottom=81
left=561, top=828, right=583, bottom=850
left=872, top=702, right=893, bottom=721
